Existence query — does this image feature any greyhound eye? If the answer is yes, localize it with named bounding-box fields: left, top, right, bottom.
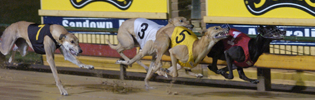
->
left=180, top=20, right=183, bottom=22
left=214, top=27, right=219, bottom=30
left=71, top=40, right=75, bottom=44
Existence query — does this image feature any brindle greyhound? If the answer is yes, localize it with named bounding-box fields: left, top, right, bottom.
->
left=207, top=25, right=285, bottom=84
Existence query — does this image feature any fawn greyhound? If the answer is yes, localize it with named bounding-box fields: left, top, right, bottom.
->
left=106, top=17, right=193, bottom=72
left=143, top=26, right=229, bottom=88
left=0, top=21, right=94, bottom=95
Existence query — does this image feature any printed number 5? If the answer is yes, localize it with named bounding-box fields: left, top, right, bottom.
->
left=36, top=25, right=45, bottom=40
left=176, top=30, right=191, bottom=43
left=138, top=23, right=148, bottom=39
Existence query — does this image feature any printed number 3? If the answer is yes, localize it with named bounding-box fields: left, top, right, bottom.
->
left=176, top=30, right=191, bottom=43
left=36, top=25, right=45, bottom=40
left=138, top=23, right=148, bottom=39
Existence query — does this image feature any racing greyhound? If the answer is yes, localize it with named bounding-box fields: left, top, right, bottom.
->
left=0, top=21, right=94, bottom=96
left=106, top=17, right=193, bottom=71
left=144, top=26, right=229, bottom=88
left=207, top=25, right=285, bottom=84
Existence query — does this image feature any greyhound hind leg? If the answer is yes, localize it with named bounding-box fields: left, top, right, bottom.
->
left=237, top=67, right=259, bottom=84
left=8, top=39, right=28, bottom=63
left=116, top=28, right=136, bottom=61
left=8, top=45, right=17, bottom=63
left=116, top=40, right=154, bottom=68
left=0, top=30, right=17, bottom=55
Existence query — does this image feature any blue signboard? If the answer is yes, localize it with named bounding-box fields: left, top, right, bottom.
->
left=207, top=24, right=315, bottom=46
left=43, top=16, right=169, bottom=35
left=43, top=16, right=168, bottom=28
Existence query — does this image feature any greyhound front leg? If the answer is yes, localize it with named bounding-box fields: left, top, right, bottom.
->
left=208, top=56, right=219, bottom=74
left=60, top=49, right=94, bottom=69
left=144, top=64, right=153, bottom=89
left=73, top=60, right=94, bottom=69
left=185, top=69, right=203, bottom=78
left=67, top=56, right=93, bottom=69
left=169, top=49, right=178, bottom=78
left=144, top=56, right=162, bottom=89
left=144, top=63, right=160, bottom=89
left=46, top=55, right=68, bottom=95
left=224, top=51, right=234, bottom=79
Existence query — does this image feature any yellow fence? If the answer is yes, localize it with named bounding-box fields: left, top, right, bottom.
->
left=73, top=33, right=118, bottom=45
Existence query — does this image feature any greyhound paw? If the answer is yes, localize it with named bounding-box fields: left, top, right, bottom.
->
left=61, top=92, right=68, bottom=96
left=217, top=69, right=232, bottom=79
left=172, top=73, right=178, bottom=78
left=221, top=73, right=233, bottom=79
left=79, top=64, right=94, bottom=69
left=115, top=60, right=132, bottom=67
left=250, top=80, right=259, bottom=84
left=196, top=74, right=203, bottom=78
left=59, top=88, right=68, bottom=96
left=157, top=70, right=168, bottom=78
left=115, top=60, right=123, bottom=64
left=145, top=85, right=155, bottom=90
left=217, top=69, right=225, bottom=75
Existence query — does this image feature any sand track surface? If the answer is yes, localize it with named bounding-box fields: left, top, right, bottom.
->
left=0, top=68, right=314, bottom=100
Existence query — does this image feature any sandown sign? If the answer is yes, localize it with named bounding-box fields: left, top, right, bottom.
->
left=206, top=0, right=315, bottom=19
left=41, top=0, right=167, bottom=13
left=42, top=16, right=168, bottom=29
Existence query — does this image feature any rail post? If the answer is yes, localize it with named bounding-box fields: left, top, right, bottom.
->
left=257, top=68, right=271, bottom=91
left=0, top=53, right=5, bottom=68
left=119, top=58, right=127, bottom=80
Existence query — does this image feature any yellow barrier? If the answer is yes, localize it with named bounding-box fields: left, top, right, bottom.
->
left=38, top=10, right=167, bottom=19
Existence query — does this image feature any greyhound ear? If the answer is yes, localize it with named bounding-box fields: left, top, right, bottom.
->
left=59, top=34, right=66, bottom=40
left=200, top=29, right=207, bottom=35
left=168, top=18, right=173, bottom=24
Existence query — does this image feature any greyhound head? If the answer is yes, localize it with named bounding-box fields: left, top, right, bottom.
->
left=257, top=25, right=285, bottom=39
left=59, top=33, right=82, bottom=56
left=169, top=17, right=194, bottom=30
left=204, top=26, right=229, bottom=41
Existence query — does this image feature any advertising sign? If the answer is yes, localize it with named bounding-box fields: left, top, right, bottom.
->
left=205, top=0, right=315, bottom=26
left=41, top=0, right=167, bottom=13
left=207, top=0, right=315, bottom=19
left=205, top=0, right=315, bottom=46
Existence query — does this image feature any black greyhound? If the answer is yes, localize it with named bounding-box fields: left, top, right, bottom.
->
left=206, top=25, right=285, bottom=84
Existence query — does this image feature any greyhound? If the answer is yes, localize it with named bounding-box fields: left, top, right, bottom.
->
left=0, top=21, right=94, bottom=95
left=106, top=17, right=193, bottom=72
left=207, top=25, right=285, bottom=84
left=144, top=26, right=229, bottom=88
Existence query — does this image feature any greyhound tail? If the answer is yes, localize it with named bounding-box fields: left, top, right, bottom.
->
left=106, top=39, right=121, bottom=50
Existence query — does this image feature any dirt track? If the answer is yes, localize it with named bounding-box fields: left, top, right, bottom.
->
left=0, top=68, right=314, bottom=100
